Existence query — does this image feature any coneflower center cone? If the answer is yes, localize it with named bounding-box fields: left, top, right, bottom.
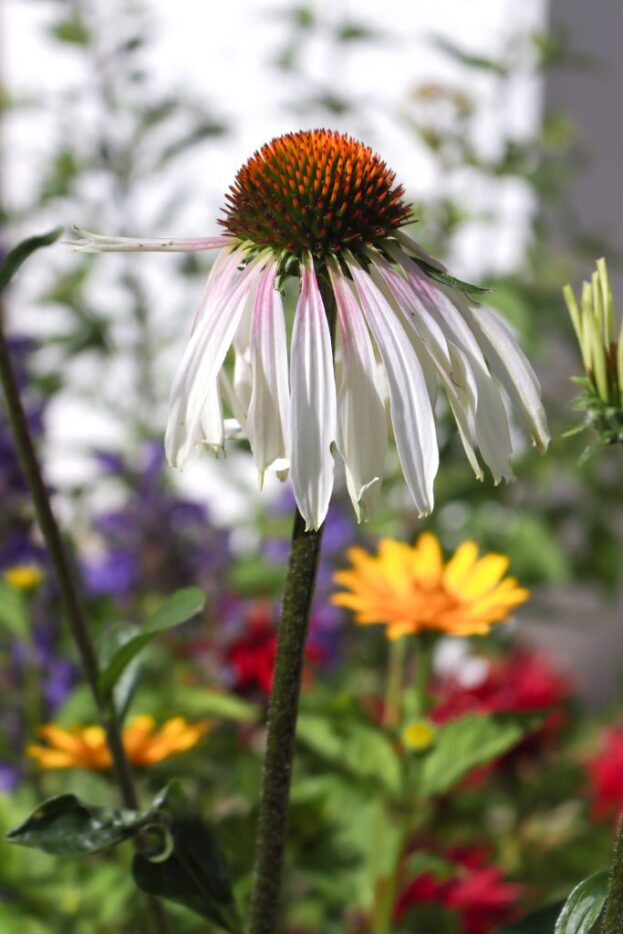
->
left=219, top=129, right=412, bottom=256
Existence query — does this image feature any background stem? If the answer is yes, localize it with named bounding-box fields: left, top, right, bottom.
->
left=602, top=822, right=623, bottom=931
left=0, top=307, right=171, bottom=934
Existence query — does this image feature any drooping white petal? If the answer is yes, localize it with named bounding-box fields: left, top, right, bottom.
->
left=328, top=259, right=387, bottom=521
left=369, top=255, right=482, bottom=478
left=346, top=256, right=438, bottom=517
left=470, top=305, right=550, bottom=452
left=290, top=254, right=337, bottom=530
left=165, top=254, right=266, bottom=469
left=247, top=261, right=291, bottom=484
left=66, top=226, right=234, bottom=253
left=395, top=229, right=447, bottom=271
left=199, top=382, right=225, bottom=453
left=192, top=246, right=247, bottom=332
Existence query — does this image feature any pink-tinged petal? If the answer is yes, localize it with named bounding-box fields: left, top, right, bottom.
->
left=396, top=230, right=447, bottom=271
left=346, top=256, right=438, bottom=516
left=329, top=259, right=386, bottom=520
left=470, top=305, right=550, bottom=452
left=192, top=246, right=247, bottom=332
left=290, top=254, right=337, bottom=530
left=165, top=254, right=265, bottom=468
left=67, top=227, right=235, bottom=253
left=247, top=261, right=291, bottom=483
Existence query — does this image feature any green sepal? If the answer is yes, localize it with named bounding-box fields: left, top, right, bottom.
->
left=5, top=794, right=148, bottom=855
left=0, top=229, right=63, bottom=293
left=414, top=258, right=493, bottom=299
left=98, top=586, right=205, bottom=700
left=554, top=870, right=609, bottom=934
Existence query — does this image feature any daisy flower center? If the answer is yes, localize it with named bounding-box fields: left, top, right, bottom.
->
left=219, top=129, right=412, bottom=257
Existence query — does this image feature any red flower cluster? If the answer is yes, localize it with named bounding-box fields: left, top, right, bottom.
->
left=225, top=604, right=322, bottom=696
left=586, top=726, right=623, bottom=825
left=395, top=846, right=522, bottom=934
left=432, top=650, right=571, bottom=733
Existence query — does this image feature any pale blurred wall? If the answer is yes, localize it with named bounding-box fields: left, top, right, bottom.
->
left=546, top=0, right=623, bottom=292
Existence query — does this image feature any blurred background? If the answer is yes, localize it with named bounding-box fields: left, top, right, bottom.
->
left=4, top=0, right=622, bottom=700
left=2, top=2, right=623, bottom=930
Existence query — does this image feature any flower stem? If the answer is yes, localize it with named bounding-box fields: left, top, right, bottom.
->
left=248, top=268, right=336, bottom=934
left=601, top=823, right=623, bottom=931
left=383, top=638, right=406, bottom=727
left=249, top=509, right=324, bottom=934
left=0, top=309, right=171, bottom=934
left=413, top=634, right=435, bottom=717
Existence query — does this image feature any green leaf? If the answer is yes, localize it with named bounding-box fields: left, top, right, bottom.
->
left=174, top=686, right=259, bottom=723
left=0, top=580, right=28, bottom=639
left=98, top=587, right=205, bottom=699
left=133, top=785, right=243, bottom=933
left=415, top=258, right=493, bottom=299
left=297, top=713, right=402, bottom=795
left=5, top=794, right=147, bottom=855
left=554, top=871, right=609, bottom=934
left=0, top=229, right=63, bottom=293
left=418, top=712, right=539, bottom=797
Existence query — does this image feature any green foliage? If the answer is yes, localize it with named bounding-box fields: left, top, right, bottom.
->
left=6, top=794, right=148, bottom=855
left=0, top=581, right=28, bottom=639
left=554, top=871, right=609, bottom=934
left=98, top=587, right=206, bottom=701
left=418, top=713, right=540, bottom=797
left=0, top=229, right=62, bottom=293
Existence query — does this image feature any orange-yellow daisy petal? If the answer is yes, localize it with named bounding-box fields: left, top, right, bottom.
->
left=332, top=532, right=528, bottom=640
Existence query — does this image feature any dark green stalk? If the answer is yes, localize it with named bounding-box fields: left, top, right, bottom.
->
left=602, top=824, right=623, bottom=931
left=0, top=306, right=171, bottom=934
left=249, top=276, right=336, bottom=934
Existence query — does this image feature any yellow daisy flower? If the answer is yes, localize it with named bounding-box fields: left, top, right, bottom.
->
left=4, top=564, right=42, bottom=590
left=26, top=716, right=208, bottom=771
left=332, top=531, right=529, bottom=640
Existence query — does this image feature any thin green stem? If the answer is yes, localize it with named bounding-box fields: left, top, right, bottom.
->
left=0, top=308, right=171, bottom=934
left=383, top=638, right=406, bottom=727
left=413, top=634, right=435, bottom=718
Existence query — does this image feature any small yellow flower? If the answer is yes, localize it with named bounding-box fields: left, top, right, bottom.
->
left=332, top=532, right=529, bottom=640
left=26, top=716, right=208, bottom=771
left=402, top=720, right=436, bottom=752
left=5, top=565, right=42, bottom=591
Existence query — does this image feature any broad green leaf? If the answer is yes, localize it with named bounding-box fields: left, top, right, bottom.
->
left=5, top=794, right=147, bottom=855
left=418, top=713, right=539, bottom=797
left=98, top=586, right=205, bottom=699
left=0, top=229, right=63, bottom=293
left=297, top=713, right=402, bottom=795
left=0, top=580, right=28, bottom=638
left=134, top=783, right=243, bottom=933
left=174, top=686, right=259, bottom=723
left=554, top=871, right=609, bottom=934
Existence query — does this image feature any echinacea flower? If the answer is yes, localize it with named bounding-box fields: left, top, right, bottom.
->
left=69, top=129, right=549, bottom=530
left=26, top=716, right=208, bottom=770
left=332, top=531, right=529, bottom=639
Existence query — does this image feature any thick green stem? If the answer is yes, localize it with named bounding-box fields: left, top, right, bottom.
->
left=601, top=823, right=623, bottom=932
left=248, top=267, right=336, bottom=934
left=249, top=510, right=324, bottom=934
left=0, top=309, right=171, bottom=934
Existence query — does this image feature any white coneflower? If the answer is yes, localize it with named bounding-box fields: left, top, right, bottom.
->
left=69, top=129, right=549, bottom=530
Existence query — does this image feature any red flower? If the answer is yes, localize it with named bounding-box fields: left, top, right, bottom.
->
left=395, top=846, right=521, bottom=934
left=586, top=726, right=623, bottom=824
left=225, top=604, right=322, bottom=696
left=432, top=650, right=571, bottom=736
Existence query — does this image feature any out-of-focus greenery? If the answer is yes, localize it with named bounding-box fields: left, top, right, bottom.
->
left=1, top=2, right=623, bottom=932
